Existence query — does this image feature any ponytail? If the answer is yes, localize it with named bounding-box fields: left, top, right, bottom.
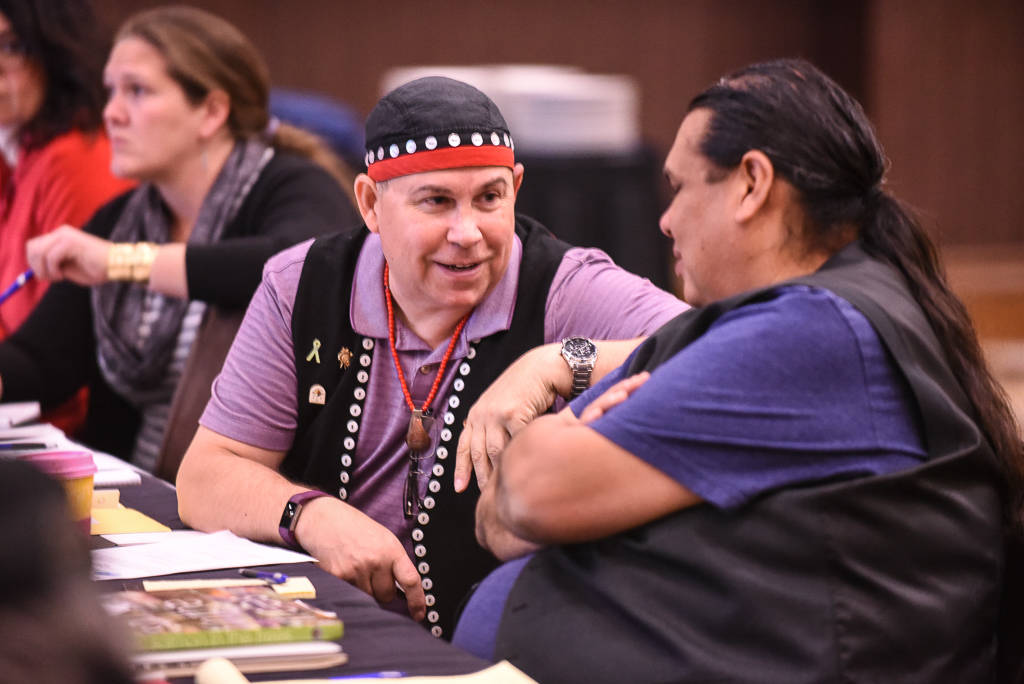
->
left=690, top=58, right=1024, bottom=529
left=861, top=194, right=1024, bottom=525
left=268, top=122, right=356, bottom=205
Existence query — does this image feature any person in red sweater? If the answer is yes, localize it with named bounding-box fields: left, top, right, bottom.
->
left=0, top=0, right=132, bottom=431
left=0, top=0, right=132, bottom=335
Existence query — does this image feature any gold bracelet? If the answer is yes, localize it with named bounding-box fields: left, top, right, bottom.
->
left=106, top=242, right=158, bottom=282
left=107, top=243, right=135, bottom=281
left=131, top=242, right=157, bottom=283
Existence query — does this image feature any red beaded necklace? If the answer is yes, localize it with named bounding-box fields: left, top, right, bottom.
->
left=384, top=263, right=469, bottom=452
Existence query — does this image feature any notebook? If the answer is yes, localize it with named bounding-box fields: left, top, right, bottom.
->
left=132, top=640, right=347, bottom=678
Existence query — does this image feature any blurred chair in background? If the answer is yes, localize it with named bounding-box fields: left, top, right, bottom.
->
left=270, top=87, right=364, bottom=173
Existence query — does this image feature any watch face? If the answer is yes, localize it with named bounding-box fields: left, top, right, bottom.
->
left=279, top=500, right=299, bottom=529
left=564, top=337, right=596, bottom=359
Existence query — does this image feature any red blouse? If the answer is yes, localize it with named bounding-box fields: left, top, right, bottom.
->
left=0, top=129, right=133, bottom=336
left=0, top=129, right=133, bottom=432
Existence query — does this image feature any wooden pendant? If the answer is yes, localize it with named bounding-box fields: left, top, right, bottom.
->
left=405, top=409, right=434, bottom=451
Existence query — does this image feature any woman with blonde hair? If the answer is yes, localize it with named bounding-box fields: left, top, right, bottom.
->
left=0, top=5, right=358, bottom=476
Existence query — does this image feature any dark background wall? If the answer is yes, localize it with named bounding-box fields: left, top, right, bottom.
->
left=92, top=0, right=1024, bottom=418
left=93, top=0, right=1023, bottom=249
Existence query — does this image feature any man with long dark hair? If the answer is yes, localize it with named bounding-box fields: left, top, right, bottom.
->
left=458, top=58, right=1022, bottom=682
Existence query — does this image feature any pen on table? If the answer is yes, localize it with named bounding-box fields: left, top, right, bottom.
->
left=0, top=268, right=34, bottom=308
left=330, top=672, right=407, bottom=680
left=0, top=442, right=57, bottom=451
left=238, top=568, right=289, bottom=584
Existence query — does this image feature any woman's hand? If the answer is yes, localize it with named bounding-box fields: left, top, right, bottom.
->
left=26, top=226, right=112, bottom=286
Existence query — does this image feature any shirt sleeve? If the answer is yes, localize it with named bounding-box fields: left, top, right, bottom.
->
left=1, top=135, right=131, bottom=334
left=544, top=247, right=687, bottom=343
left=580, top=287, right=926, bottom=508
left=0, top=196, right=130, bottom=407
left=199, top=241, right=311, bottom=451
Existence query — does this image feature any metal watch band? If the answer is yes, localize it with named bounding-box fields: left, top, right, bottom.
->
left=569, top=366, right=591, bottom=398
left=278, top=490, right=329, bottom=550
left=561, top=337, right=597, bottom=399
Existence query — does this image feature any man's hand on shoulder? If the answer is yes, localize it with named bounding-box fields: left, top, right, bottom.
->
left=454, top=343, right=568, bottom=493
left=294, top=496, right=426, bottom=621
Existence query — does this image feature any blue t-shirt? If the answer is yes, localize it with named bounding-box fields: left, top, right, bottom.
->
left=576, top=285, right=927, bottom=508
left=453, top=286, right=929, bottom=660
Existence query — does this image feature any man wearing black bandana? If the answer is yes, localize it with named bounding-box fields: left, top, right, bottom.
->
left=177, top=76, right=684, bottom=638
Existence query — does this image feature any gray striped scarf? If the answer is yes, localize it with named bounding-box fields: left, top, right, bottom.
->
left=92, top=139, right=273, bottom=404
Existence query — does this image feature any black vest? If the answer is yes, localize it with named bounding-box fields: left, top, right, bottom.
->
left=286, top=216, right=569, bottom=638
left=495, top=243, right=1003, bottom=683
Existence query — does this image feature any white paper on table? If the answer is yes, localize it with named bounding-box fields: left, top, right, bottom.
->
left=0, top=423, right=142, bottom=486
left=0, top=422, right=62, bottom=441
left=91, top=529, right=314, bottom=580
left=91, top=450, right=143, bottom=487
left=0, top=401, right=40, bottom=428
left=101, top=530, right=209, bottom=546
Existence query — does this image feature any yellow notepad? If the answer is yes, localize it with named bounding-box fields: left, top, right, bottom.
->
left=91, top=504, right=171, bottom=534
left=91, top=490, right=170, bottom=534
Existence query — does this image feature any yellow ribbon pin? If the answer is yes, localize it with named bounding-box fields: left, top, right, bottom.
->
left=306, top=338, right=322, bottom=364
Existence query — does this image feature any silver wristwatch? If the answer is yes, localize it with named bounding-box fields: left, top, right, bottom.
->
left=560, top=337, right=598, bottom=399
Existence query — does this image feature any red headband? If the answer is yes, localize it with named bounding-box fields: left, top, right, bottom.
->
left=367, top=145, right=514, bottom=182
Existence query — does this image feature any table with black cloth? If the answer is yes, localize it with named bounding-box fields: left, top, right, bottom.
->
left=515, top=147, right=674, bottom=292
left=100, top=474, right=489, bottom=682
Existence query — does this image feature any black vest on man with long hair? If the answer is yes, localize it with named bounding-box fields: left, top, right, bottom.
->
left=496, top=243, right=1003, bottom=682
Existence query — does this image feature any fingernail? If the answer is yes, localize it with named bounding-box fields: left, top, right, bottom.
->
left=453, top=476, right=465, bottom=491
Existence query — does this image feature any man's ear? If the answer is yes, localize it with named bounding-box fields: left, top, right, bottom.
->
left=734, top=150, right=774, bottom=223
left=512, top=162, right=525, bottom=197
left=354, top=174, right=381, bottom=233
left=198, top=90, right=231, bottom=139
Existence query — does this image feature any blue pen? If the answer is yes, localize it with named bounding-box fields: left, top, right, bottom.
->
left=330, top=672, right=406, bottom=680
left=238, top=568, right=289, bottom=584
left=0, top=268, right=34, bottom=307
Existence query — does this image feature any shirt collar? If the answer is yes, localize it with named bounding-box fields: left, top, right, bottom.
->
left=351, top=232, right=522, bottom=361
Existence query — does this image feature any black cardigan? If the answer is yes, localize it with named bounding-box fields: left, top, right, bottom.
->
left=0, top=151, right=358, bottom=456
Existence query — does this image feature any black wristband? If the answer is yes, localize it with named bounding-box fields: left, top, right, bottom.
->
left=278, top=490, right=329, bottom=549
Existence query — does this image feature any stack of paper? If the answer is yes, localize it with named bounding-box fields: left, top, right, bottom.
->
left=92, top=529, right=315, bottom=581
left=102, top=584, right=347, bottom=678
left=0, top=422, right=141, bottom=487
left=0, top=401, right=40, bottom=427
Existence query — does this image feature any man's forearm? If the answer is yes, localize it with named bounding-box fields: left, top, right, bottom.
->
left=176, top=427, right=300, bottom=544
left=590, top=337, right=646, bottom=390
left=552, top=337, right=647, bottom=398
left=475, top=467, right=540, bottom=561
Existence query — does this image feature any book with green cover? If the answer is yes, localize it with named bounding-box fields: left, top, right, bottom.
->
left=100, top=585, right=344, bottom=651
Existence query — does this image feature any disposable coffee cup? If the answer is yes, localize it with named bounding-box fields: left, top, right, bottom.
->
left=19, top=450, right=96, bottom=533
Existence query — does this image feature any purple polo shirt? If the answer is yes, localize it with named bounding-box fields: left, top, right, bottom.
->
left=201, top=233, right=685, bottom=552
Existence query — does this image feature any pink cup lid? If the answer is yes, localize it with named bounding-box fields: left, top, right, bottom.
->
left=18, top=450, right=96, bottom=480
